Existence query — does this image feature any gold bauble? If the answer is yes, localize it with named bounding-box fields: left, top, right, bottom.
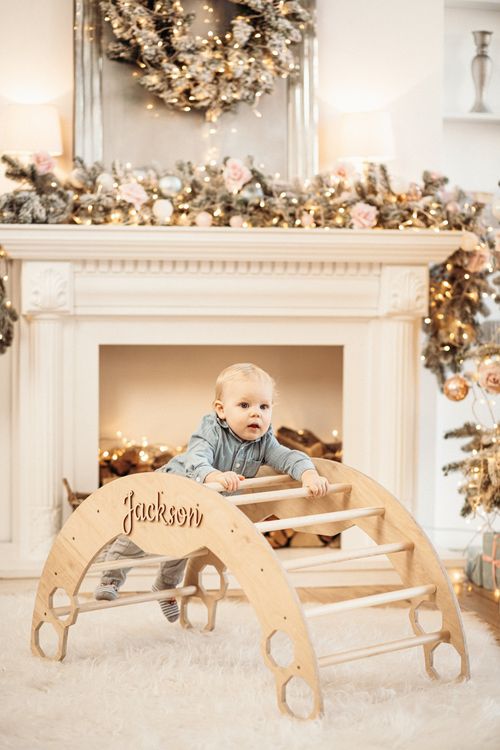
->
left=443, top=375, right=469, bottom=401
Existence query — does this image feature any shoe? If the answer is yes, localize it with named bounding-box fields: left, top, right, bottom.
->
left=95, top=582, right=119, bottom=601
left=152, top=584, right=180, bottom=622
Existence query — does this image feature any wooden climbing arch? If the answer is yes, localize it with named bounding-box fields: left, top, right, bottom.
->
left=31, top=458, right=469, bottom=720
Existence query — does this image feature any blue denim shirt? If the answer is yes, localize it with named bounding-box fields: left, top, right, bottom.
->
left=157, top=413, right=314, bottom=483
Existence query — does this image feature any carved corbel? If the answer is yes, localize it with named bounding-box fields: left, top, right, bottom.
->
left=21, top=262, right=73, bottom=317
left=379, top=265, right=428, bottom=319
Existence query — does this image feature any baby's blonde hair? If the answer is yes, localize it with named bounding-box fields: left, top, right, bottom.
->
left=214, top=362, right=276, bottom=403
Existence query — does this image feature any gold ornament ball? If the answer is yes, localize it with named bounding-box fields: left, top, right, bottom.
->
left=443, top=375, right=469, bottom=401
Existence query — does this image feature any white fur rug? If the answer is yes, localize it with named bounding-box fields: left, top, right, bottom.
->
left=0, top=594, right=499, bottom=750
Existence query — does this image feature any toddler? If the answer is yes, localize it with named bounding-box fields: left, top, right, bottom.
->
left=95, top=362, right=329, bottom=621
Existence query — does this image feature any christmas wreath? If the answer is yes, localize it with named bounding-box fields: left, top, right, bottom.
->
left=100, top=0, right=311, bottom=121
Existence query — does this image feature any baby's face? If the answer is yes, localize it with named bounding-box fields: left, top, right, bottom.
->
left=215, top=377, right=273, bottom=441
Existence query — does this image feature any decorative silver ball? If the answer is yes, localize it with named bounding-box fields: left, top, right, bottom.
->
left=96, top=173, right=115, bottom=192
left=240, top=183, right=264, bottom=201
left=159, top=175, right=182, bottom=197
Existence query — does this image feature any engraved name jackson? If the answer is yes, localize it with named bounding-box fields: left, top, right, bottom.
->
left=122, top=490, right=204, bottom=535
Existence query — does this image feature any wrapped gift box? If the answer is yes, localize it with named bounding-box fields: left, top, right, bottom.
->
left=482, top=532, right=500, bottom=590
left=465, top=547, right=483, bottom=587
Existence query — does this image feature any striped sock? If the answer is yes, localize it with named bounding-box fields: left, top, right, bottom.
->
left=152, top=584, right=180, bottom=623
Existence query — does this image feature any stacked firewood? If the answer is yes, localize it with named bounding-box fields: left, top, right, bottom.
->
left=99, top=445, right=178, bottom=485
left=276, top=426, right=342, bottom=463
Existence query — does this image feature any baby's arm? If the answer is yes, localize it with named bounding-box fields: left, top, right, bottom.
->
left=264, top=433, right=329, bottom=497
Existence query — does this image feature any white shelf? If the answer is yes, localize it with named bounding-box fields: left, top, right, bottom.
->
left=445, top=0, right=500, bottom=10
left=444, top=112, right=500, bottom=123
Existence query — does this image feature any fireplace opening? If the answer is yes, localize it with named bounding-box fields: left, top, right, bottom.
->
left=98, top=344, right=343, bottom=547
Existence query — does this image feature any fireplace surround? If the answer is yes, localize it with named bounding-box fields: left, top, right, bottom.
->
left=0, top=225, right=460, bottom=572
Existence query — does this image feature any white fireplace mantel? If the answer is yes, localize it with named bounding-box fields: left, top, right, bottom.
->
left=2, top=224, right=459, bottom=262
left=0, top=225, right=462, bottom=571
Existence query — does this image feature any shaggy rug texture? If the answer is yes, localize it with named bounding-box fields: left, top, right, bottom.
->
left=0, top=594, right=499, bottom=750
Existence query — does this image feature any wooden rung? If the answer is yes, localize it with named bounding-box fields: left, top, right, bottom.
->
left=255, top=507, right=384, bottom=534
left=305, top=584, right=436, bottom=618
left=282, top=541, right=414, bottom=571
left=52, top=585, right=197, bottom=616
left=318, top=630, right=450, bottom=667
left=231, top=483, right=352, bottom=507
left=205, top=474, right=292, bottom=491
left=89, top=548, right=207, bottom=572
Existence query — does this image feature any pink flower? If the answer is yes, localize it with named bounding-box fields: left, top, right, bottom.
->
left=229, top=214, right=244, bottom=228
left=332, top=162, right=355, bottom=181
left=195, top=211, right=213, bottom=227
left=350, top=201, right=378, bottom=229
left=223, top=158, right=252, bottom=193
left=119, top=182, right=148, bottom=209
left=478, top=359, right=500, bottom=394
left=33, top=151, right=56, bottom=175
left=445, top=201, right=460, bottom=214
left=466, top=247, right=491, bottom=273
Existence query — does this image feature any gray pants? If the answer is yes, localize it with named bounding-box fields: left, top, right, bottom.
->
left=100, top=536, right=187, bottom=591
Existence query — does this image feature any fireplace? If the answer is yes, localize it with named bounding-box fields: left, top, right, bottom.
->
left=1, top=224, right=460, bottom=571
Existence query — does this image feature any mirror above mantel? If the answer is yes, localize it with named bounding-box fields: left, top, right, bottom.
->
left=73, top=0, right=318, bottom=181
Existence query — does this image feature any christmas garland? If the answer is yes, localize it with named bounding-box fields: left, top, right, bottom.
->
left=0, top=152, right=486, bottom=233
left=421, top=244, right=499, bottom=386
left=100, top=0, right=311, bottom=121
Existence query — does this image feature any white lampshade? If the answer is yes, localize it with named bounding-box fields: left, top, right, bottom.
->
left=1, top=103, right=63, bottom=156
left=338, top=111, right=395, bottom=162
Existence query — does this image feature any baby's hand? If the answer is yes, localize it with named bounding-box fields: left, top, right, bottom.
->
left=301, top=469, right=329, bottom=497
left=204, top=471, right=244, bottom=492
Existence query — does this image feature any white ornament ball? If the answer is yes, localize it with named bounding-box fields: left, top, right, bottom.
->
left=152, top=199, right=174, bottom=223
left=159, top=175, right=182, bottom=197
left=96, top=173, right=115, bottom=192
left=459, top=231, right=479, bottom=252
left=229, top=215, right=244, bottom=228
left=195, top=211, right=213, bottom=227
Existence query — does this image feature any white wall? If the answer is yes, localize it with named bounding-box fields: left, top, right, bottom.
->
left=317, top=0, right=444, bottom=180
